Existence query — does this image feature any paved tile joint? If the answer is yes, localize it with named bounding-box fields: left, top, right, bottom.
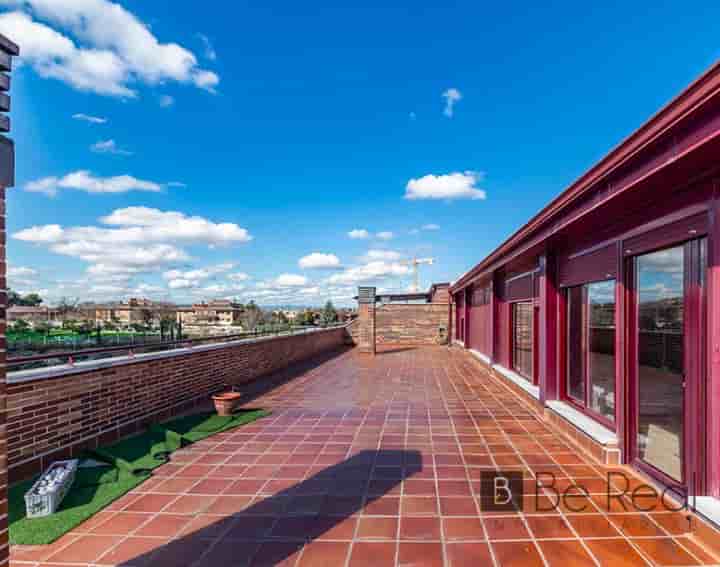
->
left=11, top=346, right=720, bottom=566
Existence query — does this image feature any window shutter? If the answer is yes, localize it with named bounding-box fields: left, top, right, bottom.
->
left=558, top=244, right=617, bottom=288
left=505, top=273, right=534, bottom=301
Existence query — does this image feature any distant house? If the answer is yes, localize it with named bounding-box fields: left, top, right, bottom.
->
left=177, top=300, right=243, bottom=326
left=8, top=305, right=51, bottom=325
left=91, top=298, right=177, bottom=326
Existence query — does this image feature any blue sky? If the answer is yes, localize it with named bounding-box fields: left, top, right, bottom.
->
left=2, top=0, right=719, bottom=306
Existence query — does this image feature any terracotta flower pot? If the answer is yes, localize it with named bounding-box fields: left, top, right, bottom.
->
left=212, top=391, right=242, bottom=416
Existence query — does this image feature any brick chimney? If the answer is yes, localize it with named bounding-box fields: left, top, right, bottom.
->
left=357, top=286, right=376, bottom=355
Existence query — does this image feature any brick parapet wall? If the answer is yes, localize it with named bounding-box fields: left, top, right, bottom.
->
left=1, top=30, right=18, bottom=566
left=347, top=318, right=360, bottom=343
left=0, top=187, right=7, bottom=563
left=6, top=326, right=346, bottom=483
left=375, top=303, right=449, bottom=346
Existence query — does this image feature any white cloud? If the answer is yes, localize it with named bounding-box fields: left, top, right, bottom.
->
left=299, top=286, right=320, bottom=296
left=56, top=241, right=188, bottom=267
left=228, top=272, right=250, bottom=282
left=348, top=228, right=370, bottom=239
left=376, top=231, right=394, bottom=241
left=298, top=252, right=341, bottom=269
left=13, top=207, right=252, bottom=284
left=200, top=282, right=245, bottom=296
left=167, top=278, right=193, bottom=290
left=8, top=266, right=38, bottom=277
left=25, top=170, right=162, bottom=196
left=133, top=283, right=166, bottom=296
left=7, top=265, right=40, bottom=288
left=0, top=10, right=132, bottom=96
left=100, top=207, right=252, bottom=244
left=72, top=113, right=107, bottom=124
left=364, top=250, right=402, bottom=261
left=158, top=94, right=174, bottom=107
left=90, top=139, right=132, bottom=156
left=11, top=224, right=64, bottom=242
left=328, top=261, right=410, bottom=285
left=442, top=87, right=462, bottom=118
left=196, top=33, right=217, bottom=61
left=274, top=274, right=308, bottom=287
left=162, top=263, right=234, bottom=285
left=0, top=2, right=219, bottom=97
left=86, top=263, right=142, bottom=281
left=405, top=171, right=487, bottom=201
left=422, top=223, right=440, bottom=230
left=88, top=283, right=129, bottom=296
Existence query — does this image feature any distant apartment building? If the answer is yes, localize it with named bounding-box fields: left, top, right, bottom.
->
left=7, top=305, right=52, bottom=325
left=177, top=300, right=243, bottom=326
left=91, top=298, right=176, bottom=326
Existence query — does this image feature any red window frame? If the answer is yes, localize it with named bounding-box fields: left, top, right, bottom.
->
left=561, top=279, right=617, bottom=430
left=511, top=300, right=536, bottom=383
left=625, top=237, right=707, bottom=495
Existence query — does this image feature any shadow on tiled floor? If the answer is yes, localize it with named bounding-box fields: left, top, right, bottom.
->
left=10, top=346, right=720, bottom=566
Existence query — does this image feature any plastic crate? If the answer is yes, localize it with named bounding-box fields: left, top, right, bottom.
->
left=24, top=459, right=78, bottom=518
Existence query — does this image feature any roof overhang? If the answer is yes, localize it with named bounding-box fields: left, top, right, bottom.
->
left=451, top=61, right=720, bottom=294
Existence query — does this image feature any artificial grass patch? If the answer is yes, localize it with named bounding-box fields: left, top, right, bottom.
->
left=9, top=408, right=270, bottom=545
left=9, top=473, right=148, bottom=545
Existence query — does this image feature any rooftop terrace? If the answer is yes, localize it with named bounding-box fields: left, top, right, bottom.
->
left=12, top=346, right=720, bottom=566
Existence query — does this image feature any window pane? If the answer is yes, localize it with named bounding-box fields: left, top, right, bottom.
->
left=513, top=302, right=533, bottom=379
left=636, top=246, right=684, bottom=481
left=566, top=286, right=585, bottom=401
left=588, top=281, right=615, bottom=421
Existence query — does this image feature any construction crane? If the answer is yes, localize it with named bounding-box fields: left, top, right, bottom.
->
left=400, top=256, right=435, bottom=292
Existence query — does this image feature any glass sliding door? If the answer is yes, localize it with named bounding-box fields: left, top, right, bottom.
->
left=512, top=302, right=533, bottom=380
left=588, top=281, right=616, bottom=421
left=566, top=286, right=586, bottom=402
left=634, top=245, right=685, bottom=482
left=565, top=281, right=616, bottom=423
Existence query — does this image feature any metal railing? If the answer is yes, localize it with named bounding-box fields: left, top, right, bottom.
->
left=8, top=323, right=347, bottom=373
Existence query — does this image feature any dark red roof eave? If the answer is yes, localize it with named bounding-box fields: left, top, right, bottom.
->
left=450, top=60, right=720, bottom=294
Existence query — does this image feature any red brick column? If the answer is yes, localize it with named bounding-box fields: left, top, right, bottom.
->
left=0, top=34, right=19, bottom=567
left=357, top=287, right=376, bottom=355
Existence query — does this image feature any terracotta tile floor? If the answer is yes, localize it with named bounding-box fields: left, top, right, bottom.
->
left=10, top=346, right=720, bottom=566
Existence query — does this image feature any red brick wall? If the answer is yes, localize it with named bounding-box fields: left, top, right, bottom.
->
left=430, top=284, right=450, bottom=304
left=0, top=187, right=8, bottom=563
left=375, top=304, right=449, bottom=346
left=6, top=327, right=346, bottom=483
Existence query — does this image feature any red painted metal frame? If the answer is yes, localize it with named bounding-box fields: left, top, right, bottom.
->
left=616, top=240, right=628, bottom=468
left=626, top=250, right=686, bottom=493
left=464, top=287, right=471, bottom=347
left=510, top=300, right=537, bottom=384
left=538, top=252, right=559, bottom=403
left=625, top=237, right=707, bottom=495
left=559, top=282, right=618, bottom=432
left=707, top=184, right=720, bottom=498
left=533, top=304, right=540, bottom=387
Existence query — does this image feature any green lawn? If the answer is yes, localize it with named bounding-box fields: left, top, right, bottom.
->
left=9, top=408, right=270, bottom=545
